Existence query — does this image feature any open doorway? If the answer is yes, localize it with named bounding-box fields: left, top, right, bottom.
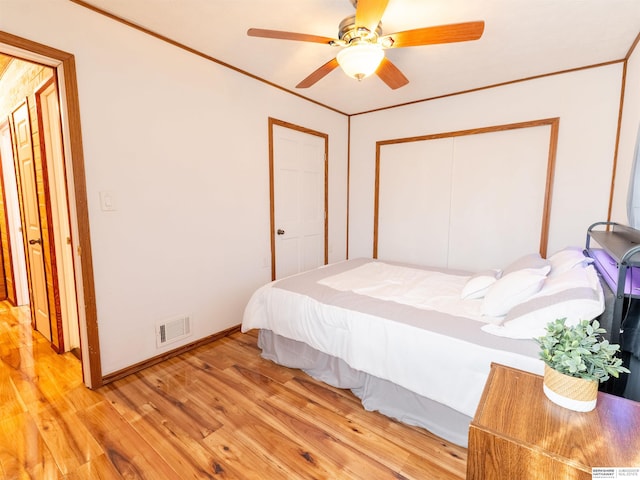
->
left=1, top=64, right=80, bottom=356
left=0, top=31, right=101, bottom=388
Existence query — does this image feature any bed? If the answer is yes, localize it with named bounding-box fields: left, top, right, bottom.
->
left=241, top=249, right=605, bottom=447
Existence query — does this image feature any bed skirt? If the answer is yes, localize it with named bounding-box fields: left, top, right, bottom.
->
left=258, top=329, right=472, bottom=447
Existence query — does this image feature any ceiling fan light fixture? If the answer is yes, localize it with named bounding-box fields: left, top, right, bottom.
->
left=336, top=42, right=384, bottom=81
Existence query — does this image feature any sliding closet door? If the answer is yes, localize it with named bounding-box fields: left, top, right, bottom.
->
left=376, top=138, right=453, bottom=267
left=448, top=126, right=551, bottom=270
left=375, top=121, right=556, bottom=270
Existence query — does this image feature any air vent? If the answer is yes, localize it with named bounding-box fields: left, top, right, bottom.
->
left=156, top=315, right=191, bottom=348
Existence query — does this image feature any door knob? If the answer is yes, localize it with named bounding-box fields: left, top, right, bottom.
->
left=277, top=229, right=285, bottom=235
left=29, top=238, right=42, bottom=245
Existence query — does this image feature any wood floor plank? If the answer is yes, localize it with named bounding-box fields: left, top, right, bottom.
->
left=285, top=370, right=369, bottom=410
left=400, top=451, right=468, bottom=480
left=108, top=370, right=223, bottom=440
left=78, top=400, right=183, bottom=479
left=0, top=371, right=24, bottom=419
left=221, top=417, right=343, bottom=479
left=125, top=411, right=231, bottom=480
left=63, top=453, right=126, bottom=480
left=0, top=411, right=60, bottom=480
left=204, top=424, right=319, bottom=480
left=29, top=404, right=104, bottom=475
left=193, top=337, right=298, bottom=385
left=253, top=397, right=407, bottom=480
left=61, top=382, right=105, bottom=412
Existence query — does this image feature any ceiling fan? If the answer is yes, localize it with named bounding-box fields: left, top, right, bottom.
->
left=247, top=0, right=484, bottom=90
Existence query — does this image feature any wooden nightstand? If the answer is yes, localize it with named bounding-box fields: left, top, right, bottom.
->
left=467, top=363, right=640, bottom=479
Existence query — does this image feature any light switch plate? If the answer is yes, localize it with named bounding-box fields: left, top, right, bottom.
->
left=99, top=191, right=117, bottom=211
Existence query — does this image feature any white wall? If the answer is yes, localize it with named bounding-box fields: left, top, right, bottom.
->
left=1, top=0, right=348, bottom=374
left=611, top=44, right=640, bottom=224
left=349, top=65, right=624, bottom=264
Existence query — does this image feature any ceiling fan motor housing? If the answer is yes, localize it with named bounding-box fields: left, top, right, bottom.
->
left=338, top=15, right=382, bottom=45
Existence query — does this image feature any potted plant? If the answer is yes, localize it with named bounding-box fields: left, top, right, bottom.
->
left=536, top=318, right=630, bottom=412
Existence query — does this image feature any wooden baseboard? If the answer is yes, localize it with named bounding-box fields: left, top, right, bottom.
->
left=100, top=324, right=241, bottom=386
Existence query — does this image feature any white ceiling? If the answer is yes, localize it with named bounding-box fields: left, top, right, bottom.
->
left=76, top=0, right=640, bottom=115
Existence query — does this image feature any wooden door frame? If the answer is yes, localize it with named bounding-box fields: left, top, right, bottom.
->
left=268, top=117, right=329, bottom=280
left=0, top=31, right=101, bottom=388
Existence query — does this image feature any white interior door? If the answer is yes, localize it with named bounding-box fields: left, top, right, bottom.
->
left=38, top=80, right=80, bottom=352
left=12, top=102, right=51, bottom=341
left=272, top=123, right=326, bottom=279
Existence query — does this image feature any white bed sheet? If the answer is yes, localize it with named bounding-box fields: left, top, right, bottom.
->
left=242, top=260, right=544, bottom=418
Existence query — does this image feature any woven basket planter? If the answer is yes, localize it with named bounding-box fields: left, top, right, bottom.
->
left=542, top=364, right=598, bottom=412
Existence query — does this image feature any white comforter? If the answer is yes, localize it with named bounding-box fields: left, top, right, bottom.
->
left=317, top=261, right=489, bottom=321
left=242, top=260, right=544, bottom=418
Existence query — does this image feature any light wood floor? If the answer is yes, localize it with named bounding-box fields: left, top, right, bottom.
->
left=0, top=302, right=467, bottom=479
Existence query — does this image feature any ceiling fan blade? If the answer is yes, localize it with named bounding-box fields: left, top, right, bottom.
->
left=355, top=0, right=390, bottom=32
left=247, top=28, right=336, bottom=45
left=376, top=57, right=409, bottom=90
left=382, top=21, right=485, bottom=48
left=296, top=58, right=340, bottom=88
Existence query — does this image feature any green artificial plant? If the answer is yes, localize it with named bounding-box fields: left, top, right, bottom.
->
left=536, top=318, right=630, bottom=383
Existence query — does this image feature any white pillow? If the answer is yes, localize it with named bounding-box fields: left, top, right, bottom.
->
left=461, top=269, right=501, bottom=299
left=502, top=253, right=551, bottom=276
left=548, top=247, right=593, bottom=276
left=482, top=265, right=605, bottom=339
left=535, top=266, right=595, bottom=297
left=481, top=269, right=547, bottom=317
left=482, top=293, right=604, bottom=339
